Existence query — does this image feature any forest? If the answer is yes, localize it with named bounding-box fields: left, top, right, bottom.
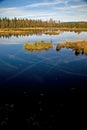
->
left=0, top=17, right=87, bottom=28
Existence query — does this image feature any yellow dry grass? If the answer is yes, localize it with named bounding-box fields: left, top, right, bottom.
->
left=56, top=40, right=87, bottom=55
left=24, top=40, right=53, bottom=52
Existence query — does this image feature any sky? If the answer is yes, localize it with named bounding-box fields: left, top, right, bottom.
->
left=0, top=0, right=87, bottom=21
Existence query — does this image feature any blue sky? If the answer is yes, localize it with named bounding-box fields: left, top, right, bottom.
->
left=0, top=0, right=87, bottom=21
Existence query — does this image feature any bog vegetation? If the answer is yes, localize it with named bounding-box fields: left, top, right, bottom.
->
left=56, top=40, right=87, bottom=55
left=24, top=40, right=53, bottom=52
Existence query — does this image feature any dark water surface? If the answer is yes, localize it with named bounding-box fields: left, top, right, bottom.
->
left=0, top=31, right=87, bottom=93
left=0, top=31, right=87, bottom=128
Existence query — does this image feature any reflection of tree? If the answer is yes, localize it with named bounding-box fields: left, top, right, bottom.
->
left=24, top=48, right=49, bottom=52
left=75, top=49, right=80, bottom=56
left=56, top=47, right=61, bottom=51
left=74, top=30, right=81, bottom=34
left=81, top=49, right=84, bottom=55
left=0, top=29, right=60, bottom=38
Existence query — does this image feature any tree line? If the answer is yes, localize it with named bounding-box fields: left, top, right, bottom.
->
left=0, top=17, right=87, bottom=28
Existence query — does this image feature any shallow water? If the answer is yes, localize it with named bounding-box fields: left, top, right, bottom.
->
left=0, top=31, right=87, bottom=96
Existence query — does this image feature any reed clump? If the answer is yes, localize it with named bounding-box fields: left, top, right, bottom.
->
left=24, top=40, right=53, bottom=51
left=56, top=40, right=87, bottom=55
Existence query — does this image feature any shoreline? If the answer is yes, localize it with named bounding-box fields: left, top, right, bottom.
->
left=0, top=27, right=87, bottom=31
left=0, top=27, right=87, bottom=36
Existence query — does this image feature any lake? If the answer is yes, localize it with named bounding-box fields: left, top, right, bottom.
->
left=0, top=31, right=87, bottom=96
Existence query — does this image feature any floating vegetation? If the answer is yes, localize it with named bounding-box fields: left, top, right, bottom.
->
left=56, top=40, right=87, bottom=55
left=24, top=40, right=53, bottom=52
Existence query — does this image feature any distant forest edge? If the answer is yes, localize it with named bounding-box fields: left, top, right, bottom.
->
left=0, top=17, right=87, bottom=29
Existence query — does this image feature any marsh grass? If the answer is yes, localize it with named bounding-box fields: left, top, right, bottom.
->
left=56, top=40, right=87, bottom=55
left=24, top=40, right=53, bottom=52
left=0, top=28, right=87, bottom=37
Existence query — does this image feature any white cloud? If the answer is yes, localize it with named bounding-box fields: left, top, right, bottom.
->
left=28, top=0, right=64, bottom=7
left=0, top=0, right=87, bottom=21
left=0, top=7, right=56, bottom=19
left=55, top=3, right=87, bottom=10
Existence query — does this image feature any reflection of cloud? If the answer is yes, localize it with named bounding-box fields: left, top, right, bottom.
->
left=8, top=54, right=15, bottom=59
left=0, top=59, right=18, bottom=69
left=60, top=68, right=87, bottom=77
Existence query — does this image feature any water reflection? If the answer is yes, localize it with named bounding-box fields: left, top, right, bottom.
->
left=74, top=30, right=81, bottom=34
left=0, top=30, right=43, bottom=38
left=0, top=29, right=87, bottom=38
left=0, top=31, right=87, bottom=91
left=24, top=48, right=51, bottom=52
left=75, top=48, right=86, bottom=56
left=67, top=30, right=81, bottom=34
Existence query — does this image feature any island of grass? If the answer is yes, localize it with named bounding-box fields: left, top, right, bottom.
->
left=56, top=40, right=87, bottom=55
left=24, top=40, right=53, bottom=51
